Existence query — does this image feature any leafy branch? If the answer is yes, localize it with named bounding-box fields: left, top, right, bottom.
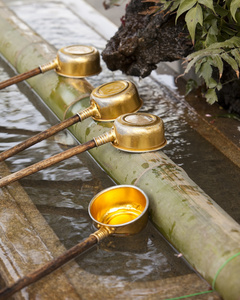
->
left=104, top=0, right=240, bottom=105
left=141, top=0, right=240, bottom=104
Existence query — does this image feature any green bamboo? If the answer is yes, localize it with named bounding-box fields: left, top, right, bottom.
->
left=0, top=3, right=240, bottom=299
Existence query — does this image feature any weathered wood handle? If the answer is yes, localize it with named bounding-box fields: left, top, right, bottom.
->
left=0, top=235, right=98, bottom=299
left=0, top=114, right=80, bottom=162
left=0, top=67, right=41, bottom=89
left=0, top=139, right=96, bottom=188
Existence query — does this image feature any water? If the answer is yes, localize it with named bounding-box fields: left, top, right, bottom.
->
left=0, top=51, right=191, bottom=284
left=0, top=0, right=239, bottom=296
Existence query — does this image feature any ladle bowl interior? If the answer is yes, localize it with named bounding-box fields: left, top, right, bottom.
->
left=55, top=45, right=101, bottom=78
left=89, top=185, right=149, bottom=236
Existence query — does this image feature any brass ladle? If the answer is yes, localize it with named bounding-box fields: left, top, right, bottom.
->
left=0, top=80, right=142, bottom=162
left=0, top=185, right=149, bottom=299
left=0, top=112, right=166, bottom=188
left=0, top=45, right=101, bottom=90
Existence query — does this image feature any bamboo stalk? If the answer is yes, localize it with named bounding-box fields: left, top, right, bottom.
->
left=0, top=114, right=80, bottom=162
left=0, top=235, right=98, bottom=299
left=0, top=139, right=96, bottom=188
left=0, top=67, right=41, bottom=89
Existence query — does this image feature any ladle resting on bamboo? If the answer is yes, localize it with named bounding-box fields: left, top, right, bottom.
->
left=0, top=112, right=166, bottom=188
left=0, top=80, right=142, bottom=161
left=0, top=45, right=101, bottom=89
left=0, top=185, right=149, bottom=299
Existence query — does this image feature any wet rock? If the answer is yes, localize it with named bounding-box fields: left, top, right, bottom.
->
left=102, top=0, right=193, bottom=77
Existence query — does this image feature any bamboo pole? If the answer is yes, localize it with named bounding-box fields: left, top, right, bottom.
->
left=0, top=4, right=240, bottom=300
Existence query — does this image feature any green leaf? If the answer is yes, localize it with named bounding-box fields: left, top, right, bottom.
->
left=199, top=61, right=213, bottom=85
left=185, top=79, right=198, bottom=95
left=205, top=88, right=218, bottom=104
left=185, top=4, right=203, bottom=44
left=169, top=0, right=181, bottom=12
left=198, top=0, right=215, bottom=13
left=194, top=58, right=206, bottom=73
left=205, top=32, right=218, bottom=47
left=230, top=0, right=240, bottom=22
left=235, top=10, right=240, bottom=23
left=221, top=23, right=238, bottom=36
left=208, top=77, right=218, bottom=88
left=231, top=48, right=240, bottom=67
left=214, top=4, right=229, bottom=18
left=208, top=36, right=240, bottom=49
left=176, top=0, right=197, bottom=22
left=221, top=52, right=239, bottom=73
left=187, top=48, right=223, bottom=60
left=216, top=82, right=222, bottom=91
left=212, top=54, right=224, bottom=78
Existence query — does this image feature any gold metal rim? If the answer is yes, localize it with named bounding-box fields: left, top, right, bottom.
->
left=55, top=68, right=102, bottom=78
left=112, top=138, right=167, bottom=153
left=88, top=185, right=149, bottom=233
left=91, top=98, right=143, bottom=122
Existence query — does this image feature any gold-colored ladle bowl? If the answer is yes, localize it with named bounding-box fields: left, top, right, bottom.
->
left=52, top=45, right=102, bottom=78
left=80, top=80, right=143, bottom=122
left=89, top=185, right=149, bottom=237
left=95, top=112, right=167, bottom=152
left=0, top=45, right=101, bottom=90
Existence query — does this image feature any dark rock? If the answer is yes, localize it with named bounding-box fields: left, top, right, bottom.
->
left=102, top=0, right=240, bottom=115
left=102, top=0, right=193, bottom=77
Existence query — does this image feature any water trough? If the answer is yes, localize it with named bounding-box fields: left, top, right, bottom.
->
left=0, top=2, right=240, bottom=299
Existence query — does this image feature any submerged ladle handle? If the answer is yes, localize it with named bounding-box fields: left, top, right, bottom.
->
left=0, top=234, right=98, bottom=299
left=0, top=139, right=97, bottom=188
left=0, top=114, right=81, bottom=162
left=0, top=67, right=42, bottom=90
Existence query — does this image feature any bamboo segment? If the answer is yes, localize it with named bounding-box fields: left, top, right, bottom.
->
left=0, top=140, right=96, bottom=187
left=0, top=67, right=41, bottom=89
left=0, top=114, right=80, bottom=162
left=0, top=235, right=98, bottom=299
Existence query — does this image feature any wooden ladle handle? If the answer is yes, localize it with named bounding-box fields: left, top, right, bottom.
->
left=0, top=114, right=80, bottom=162
left=0, top=139, right=96, bottom=188
left=0, top=235, right=98, bottom=299
left=0, top=67, right=41, bottom=90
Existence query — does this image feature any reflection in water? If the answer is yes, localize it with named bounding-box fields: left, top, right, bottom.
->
left=80, top=226, right=172, bottom=282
